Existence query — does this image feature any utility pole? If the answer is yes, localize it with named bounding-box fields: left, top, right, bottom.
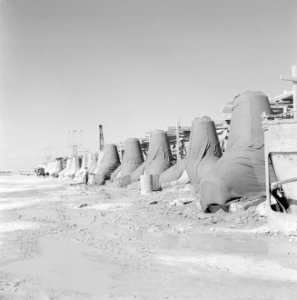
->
left=176, top=120, right=180, bottom=162
left=68, top=129, right=82, bottom=156
left=99, top=125, right=104, bottom=152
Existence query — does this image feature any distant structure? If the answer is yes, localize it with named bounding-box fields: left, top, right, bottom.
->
left=68, top=129, right=82, bottom=156
left=44, top=147, right=53, bottom=163
left=99, top=125, right=104, bottom=151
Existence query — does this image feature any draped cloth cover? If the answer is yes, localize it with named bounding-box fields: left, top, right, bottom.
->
left=75, top=154, right=88, bottom=178
left=131, top=131, right=173, bottom=188
left=130, top=163, right=145, bottom=183
left=159, top=117, right=222, bottom=190
left=119, top=138, right=144, bottom=187
left=86, top=153, right=97, bottom=174
left=110, top=165, right=121, bottom=182
left=199, top=91, right=272, bottom=211
left=66, top=157, right=80, bottom=178
left=51, top=160, right=63, bottom=177
left=88, top=151, right=104, bottom=185
left=58, top=158, right=71, bottom=178
left=94, top=144, right=121, bottom=185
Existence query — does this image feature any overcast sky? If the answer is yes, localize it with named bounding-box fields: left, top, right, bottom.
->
left=1, top=0, right=297, bottom=170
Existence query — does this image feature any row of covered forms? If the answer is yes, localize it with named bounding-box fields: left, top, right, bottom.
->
left=38, top=67, right=297, bottom=233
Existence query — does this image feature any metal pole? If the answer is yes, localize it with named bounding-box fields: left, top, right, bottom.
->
left=99, top=125, right=104, bottom=151
left=176, top=120, right=180, bottom=161
left=292, top=65, right=297, bottom=118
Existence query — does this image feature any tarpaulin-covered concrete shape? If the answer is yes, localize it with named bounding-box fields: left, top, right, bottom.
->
left=58, top=158, right=71, bottom=178
left=115, top=138, right=144, bottom=187
left=200, top=91, right=272, bottom=212
left=86, top=153, right=94, bottom=173
left=94, top=144, right=121, bottom=185
left=93, top=151, right=104, bottom=174
left=88, top=151, right=104, bottom=185
left=88, top=153, right=98, bottom=174
left=49, top=160, right=63, bottom=177
left=131, top=131, right=173, bottom=186
left=139, top=130, right=173, bottom=189
left=159, top=117, right=222, bottom=189
left=186, top=117, right=222, bottom=190
left=75, top=154, right=88, bottom=178
left=159, top=160, right=187, bottom=186
left=66, top=157, right=80, bottom=178
left=110, top=165, right=121, bottom=182
left=131, top=163, right=145, bottom=183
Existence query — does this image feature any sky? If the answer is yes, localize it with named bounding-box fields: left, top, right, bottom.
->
left=0, top=0, right=297, bottom=170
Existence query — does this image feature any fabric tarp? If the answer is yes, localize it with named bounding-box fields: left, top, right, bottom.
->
left=130, top=131, right=173, bottom=188
left=159, top=159, right=187, bottom=185
left=130, top=162, right=145, bottom=183
left=199, top=91, right=272, bottom=211
left=86, top=153, right=97, bottom=174
left=75, top=154, right=88, bottom=178
left=66, top=157, right=80, bottom=178
left=88, top=151, right=105, bottom=184
left=144, top=130, right=173, bottom=190
left=58, top=158, right=71, bottom=178
left=93, top=151, right=105, bottom=174
left=94, top=144, right=121, bottom=185
left=119, top=138, right=144, bottom=187
left=110, top=165, right=121, bottom=182
left=159, top=117, right=222, bottom=190
left=186, top=117, right=222, bottom=191
left=89, top=153, right=98, bottom=174
left=50, top=160, right=63, bottom=177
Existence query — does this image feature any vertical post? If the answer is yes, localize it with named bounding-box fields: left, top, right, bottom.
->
left=99, top=125, right=104, bottom=152
left=262, top=114, right=271, bottom=211
left=118, top=142, right=123, bottom=162
left=292, top=65, right=297, bottom=118
left=176, top=120, right=180, bottom=162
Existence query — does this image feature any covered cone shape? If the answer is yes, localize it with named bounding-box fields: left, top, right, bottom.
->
left=94, top=144, right=121, bottom=185
left=200, top=91, right=272, bottom=212
left=93, top=151, right=105, bottom=174
left=185, top=117, right=222, bottom=190
left=65, top=157, right=80, bottom=178
left=86, top=153, right=95, bottom=173
left=144, top=130, right=173, bottom=190
left=159, top=160, right=187, bottom=185
left=88, top=153, right=98, bottom=174
left=75, top=154, right=88, bottom=178
left=88, top=151, right=104, bottom=185
left=49, top=160, right=63, bottom=177
left=120, top=138, right=144, bottom=186
left=161, top=169, right=190, bottom=189
left=58, top=158, right=71, bottom=178
left=159, top=117, right=221, bottom=189
left=110, top=165, right=121, bottom=182
left=130, top=162, right=145, bottom=183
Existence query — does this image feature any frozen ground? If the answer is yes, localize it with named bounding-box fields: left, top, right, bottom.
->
left=0, top=174, right=297, bottom=299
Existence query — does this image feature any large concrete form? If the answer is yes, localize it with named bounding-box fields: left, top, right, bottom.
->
left=263, top=114, right=297, bottom=234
